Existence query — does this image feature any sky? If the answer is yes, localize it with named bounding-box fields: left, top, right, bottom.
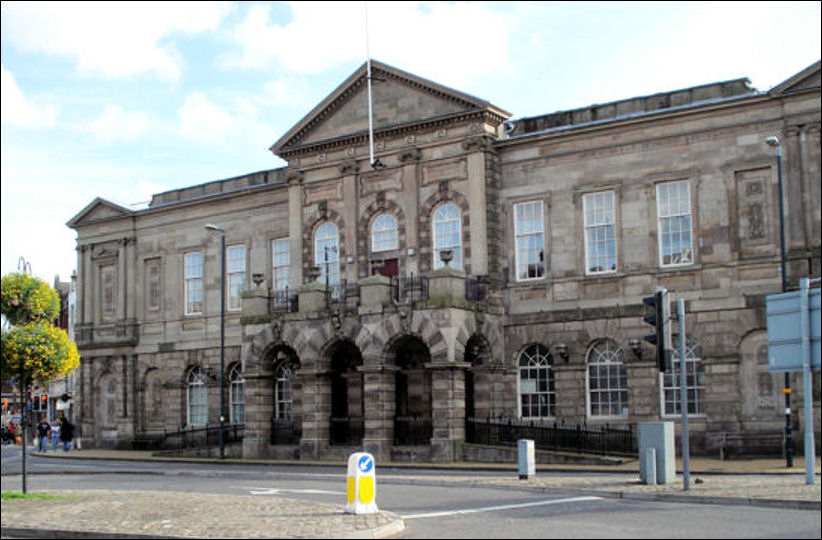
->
left=1, top=1, right=820, bottom=285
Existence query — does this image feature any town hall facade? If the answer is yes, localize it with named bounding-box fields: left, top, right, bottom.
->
left=68, top=60, right=821, bottom=461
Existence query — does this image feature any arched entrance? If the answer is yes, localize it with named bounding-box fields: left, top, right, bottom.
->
left=328, top=340, right=364, bottom=445
left=392, top=335, right=432, bottom=445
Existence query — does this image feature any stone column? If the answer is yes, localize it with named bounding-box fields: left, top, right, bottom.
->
left=287, top=172, right=304, bottom=287
left=241, top=369, right=274, bottom=459
left=296, top=368, right=331, bottom=460
left=625, top=358, right=660, bottom=422
left=428, top=363, right=470, bottom=462
left=463, top=137, right=490, bottom=276
left=360, top=365, right=397, bottom=462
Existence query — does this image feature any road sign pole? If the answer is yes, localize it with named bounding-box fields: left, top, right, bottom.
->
left=800, top=278, right=815, bottom=485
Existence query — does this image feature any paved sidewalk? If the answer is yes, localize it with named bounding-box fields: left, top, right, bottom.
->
left=2, top=449, right=820, bottom=538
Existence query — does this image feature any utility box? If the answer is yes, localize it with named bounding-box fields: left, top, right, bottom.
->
left=518, top=439, right=535, bottom=480
left=638, top=422, right=675, bottom=484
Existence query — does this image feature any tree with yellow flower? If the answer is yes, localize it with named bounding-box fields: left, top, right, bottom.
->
left=1, top=271, right=79, bottom=493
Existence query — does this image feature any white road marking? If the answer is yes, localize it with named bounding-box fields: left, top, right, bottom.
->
left=401, top=495, right=603, bottom=519
left=245, top=486, right=344, bottom=496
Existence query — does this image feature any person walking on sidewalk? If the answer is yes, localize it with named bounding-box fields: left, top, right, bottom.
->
left=59, top=416, right=74, bottom=452
left=36, top=417, right=51, bottom=452
left=50, top=418, right=61, bottom=451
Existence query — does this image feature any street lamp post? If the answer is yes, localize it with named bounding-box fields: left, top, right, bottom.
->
left=766, top=135, right=793, bottom=468
left=204, top=224, right=226, bottom=460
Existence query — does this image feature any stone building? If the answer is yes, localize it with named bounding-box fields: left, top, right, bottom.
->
left=67, top=60, right=821, bottom=460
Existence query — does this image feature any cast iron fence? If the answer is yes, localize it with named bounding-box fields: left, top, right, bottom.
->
left=466, top=417, right=636, bottom=456
left=271, top=418, right=301, bottom=445
left=394, top=415, right=432, bottom=446
left=392, top=275, right=429, bottom=303
left=154, top=423, right=244, bottom=451
left=330, top=416, right=364, bottom=446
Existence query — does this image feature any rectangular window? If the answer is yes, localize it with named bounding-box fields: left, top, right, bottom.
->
left=272, top=238, right=291, bottom=292
left=657, top=181, right=693, bottom=267
left=583, top=191, right=617, bottom=274
left=184, top=252, right=203, bottom=315
left=514, top=201, right=545, bottom=281
left=227, top=245, right=246, bottom=311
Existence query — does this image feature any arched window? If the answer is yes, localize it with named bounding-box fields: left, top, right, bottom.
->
left=229, top=364, right=245, bottom=424
left=314, top=222, right=339, bottom=288
left=186, top=367, right=208, bottom=426
left=371, top=213, right=398, bottom=252
left=274, top=362, right=293, bottom=421
left=432, top=204, right=462, bottom=270
left=518, top=344, right=555, bottom=419
left=661, top=339, right=705, bottom=416
left=586, top=340, right=628, bottom=418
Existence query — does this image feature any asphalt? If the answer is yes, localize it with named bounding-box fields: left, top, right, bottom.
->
left=2, top=447, right=820, bottom=539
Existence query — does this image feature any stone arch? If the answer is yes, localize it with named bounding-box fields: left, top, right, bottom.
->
left=419, top=187, right=471, bottom=274
left=304, top=209, right=347, bottom=281
left=358, top=198, right=407, bottom=278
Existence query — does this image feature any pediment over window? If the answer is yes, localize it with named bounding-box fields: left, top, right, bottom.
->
left=67, top=197, right=134, bottom=229
left=270, top=60, right=509, bottom=158
left=769, top=60, right=821, bottom=95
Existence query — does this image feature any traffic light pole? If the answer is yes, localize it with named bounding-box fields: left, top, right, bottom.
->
left=677, top=298, right=690, bottom=492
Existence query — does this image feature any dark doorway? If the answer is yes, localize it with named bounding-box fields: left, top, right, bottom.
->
left=393, top=335, right=432, bottom=445
left=328, top=340, right=363, bottom=445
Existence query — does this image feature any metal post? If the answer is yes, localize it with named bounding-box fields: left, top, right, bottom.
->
left=768, top=136, right=793, bottom=467
left=677, top=298, right=690, bottom=491
left=205, top=224, right=226, bottom=460
left=219, top=231, right=225, bottom=459
left=799, top=278, right=815, bottom=485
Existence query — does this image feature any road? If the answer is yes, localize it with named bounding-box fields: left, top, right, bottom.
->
left=2, top=445, right=820, bottom=539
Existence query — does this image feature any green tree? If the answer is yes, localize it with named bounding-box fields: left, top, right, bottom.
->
left=1, top=271, right=79, bottom=493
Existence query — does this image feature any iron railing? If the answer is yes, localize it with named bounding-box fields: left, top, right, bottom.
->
left=466, top=417, right=636, bottom=456
left=271, top=417, right=301, bottom=445
left=465, top=276, right=490, bottom=302
left=392, top=275, right=429, bottom=303
left=270, top=288, right=299, bottom=313
left=330, top=416, right=364, bottom=446
left=394, top=416, right=432, bottom=446
left=158, top=423, right=244, bottom=450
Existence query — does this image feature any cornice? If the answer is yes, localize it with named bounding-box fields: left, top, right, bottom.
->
left=278, top=109, right=505, bottom=160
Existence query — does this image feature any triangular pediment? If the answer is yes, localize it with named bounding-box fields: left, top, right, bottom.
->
left=770, top=60, right=821, bottom=95
left=67, top=197, right=133, bottom=228
left=271, top=60, right=509, bottom=157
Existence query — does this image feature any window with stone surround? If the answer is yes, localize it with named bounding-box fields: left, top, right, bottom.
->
left=314, top=222, right=339, bottom=288
left=583, top=191, right=617, bottom=274
left=518, top=344, right=555, bottom=419
left=229, top=364, right=245, bottom=424
left=371, top=213, right=399, bottom=252
left=275, top=363, right=293, bottom=420
left=586, top=339, right=628, bottom=418
left=184, top=252, right=203, bottom=315
left=272, top=238, right=290, bottom=292
left=432, top=203, right=462, bottom=270
left=661, top=339, right=705, bottom=416
left=656, top=181, right=693, bottom=267
left=227, top=244, right=246, bottom=311
left=514, top=200, right=545, bottom=281
left=186, top=367, right=207, bottom=425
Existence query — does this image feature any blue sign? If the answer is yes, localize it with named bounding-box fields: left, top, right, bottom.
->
left=358, top=455, right=373, bottom=473
left=766, top=286, right=821, bottom=372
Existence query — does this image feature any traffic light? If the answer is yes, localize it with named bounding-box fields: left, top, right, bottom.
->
left=41, top=394, right=48, bottom=407
left=643, top=288, right=672, bottom=371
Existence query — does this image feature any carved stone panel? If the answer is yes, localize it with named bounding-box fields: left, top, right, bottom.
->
left=422, top=158, right=467, bottom=185
left=735, top=168, right=773, bottom=258
left=359, top=169, right=403, bottom=197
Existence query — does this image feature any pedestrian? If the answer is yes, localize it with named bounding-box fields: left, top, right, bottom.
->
left=36, top=416, right=51, bottom=452
left=59, top=416, right=74, bottom=452
left=50, top=419, right=61, bottom=450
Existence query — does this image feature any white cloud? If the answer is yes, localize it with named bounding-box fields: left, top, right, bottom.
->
left=1, top=64, right=57, bottom=128
left=86, top=104, right=150, bottom=143
left=177, top=92, right=234, bottom=142
left=1, top=2, right=232, bottom=82
left=221, top=1, right=514, bottom=88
